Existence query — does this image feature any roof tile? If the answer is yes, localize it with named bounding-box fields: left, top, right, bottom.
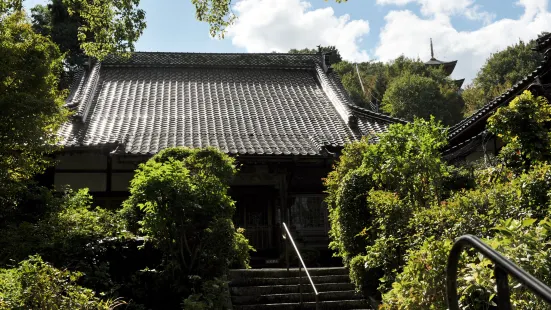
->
left=59, top=52, right=398, bottom=155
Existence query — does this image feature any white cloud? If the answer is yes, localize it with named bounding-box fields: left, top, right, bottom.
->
left=227, top=0, right=370, bottom=62
left=376, top=0, right=495, bottom=23
left=375, top=0, right=551, bottom=84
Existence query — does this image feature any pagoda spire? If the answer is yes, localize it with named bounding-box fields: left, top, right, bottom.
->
left=430, top=38, right=435, bottom=60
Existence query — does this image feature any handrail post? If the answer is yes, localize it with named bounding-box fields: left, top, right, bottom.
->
left=285, top=233, right=289, bottom=273
left=315, top=293, right=320, bottom=310
left=299, top=264, right=303, bottom=306
left=495, top=266, right=512, bottom=310
left=282, top=222, right=319, bottom=309
left=447, top=234, right=551, bottom=309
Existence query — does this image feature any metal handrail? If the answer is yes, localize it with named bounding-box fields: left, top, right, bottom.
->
left=447, top=234, right=551, bottom=310
left=282, top=222, right=320, bottom=310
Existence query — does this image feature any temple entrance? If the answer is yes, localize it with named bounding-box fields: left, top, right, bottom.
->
left=231, top=186, right=277, bottom=251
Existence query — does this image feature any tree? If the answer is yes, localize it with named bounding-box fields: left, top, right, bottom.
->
left=334, top=56, right=463, bottom=122
left=463, top=39, right=544, bottom=116
left=0, top=7, right=68, bottom=210
left=121, top=147, right=250, bottom=277
left=30, top=0, right=146, bottom=65
left=381, top=73, right=463, bottom=125
left=333, top=60, right=388, bottom=108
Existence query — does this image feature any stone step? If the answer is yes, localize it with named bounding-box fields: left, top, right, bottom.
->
left=230, top=274, right=350, bottom=287
left=232, top=299, right=373, bottom=310
left=230, top=282, right=355, bottom=296
left=232, top=290, right=362, bottom=305
left=229, top=267, right=347, bottom=279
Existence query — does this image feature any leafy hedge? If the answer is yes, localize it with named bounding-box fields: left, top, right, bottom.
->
left=326, top=91, right=551, bottom=308
left=0, top=255, right=122, bottom=310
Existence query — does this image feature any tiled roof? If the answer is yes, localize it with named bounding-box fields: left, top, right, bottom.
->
left=448, top=63, right=547, bottom=142
left=535, top=33, right=551, bottom=53
left=59, top=52, right=397, bottom=156
left=449, top=34, right=551, bottom=145
left=102, top=52, right=320, bottom=69
left=348, top=105, right=406, bottom=139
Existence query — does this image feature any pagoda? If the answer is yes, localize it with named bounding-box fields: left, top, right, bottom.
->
left=425, top=38, right=465, bottom=88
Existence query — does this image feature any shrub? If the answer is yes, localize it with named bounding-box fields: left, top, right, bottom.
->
left=488, top=90, right=551, bottom=169
left=121, top=147, right=252, bottom=306
left=0, top=255, right=120, bottom=310
left=330, top=169, right=373, bottom=263
left=362, top=190, right=415, bottom=292
left=122, top=148, right=237, bottom=276
left=0, top=188, right=124, bottom=265
left=326, top=119, right=452, bottom=291
left=181, top=278, right=231, bottom=310
left=232, top=228, right=255, bottom=269
left=380, top=238, right=452, bottom=309
left=381, top=218, right=551, bottom=309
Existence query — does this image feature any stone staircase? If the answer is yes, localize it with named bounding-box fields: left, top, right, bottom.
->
left=229, top=267, right=373, bottom=309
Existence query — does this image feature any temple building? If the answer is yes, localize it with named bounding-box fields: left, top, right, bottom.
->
left=425, top=38, right=465, bottom=89
left=50, top=52, right=403, bottom=264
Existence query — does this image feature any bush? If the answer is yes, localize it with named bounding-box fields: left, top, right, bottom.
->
left=362, top=190, right=415, bottom=292
left=181, top=278, right=231, bottom=310
left=0, top=255, right=120, bottom=310
left=382, top=218, right=551, bottom=309
left=0, top=188, right=124, bottom=266
left=121, top=147, right=252, bottom=307
left=122, top=148, right=238, bottom=276
left=232, top=228, right=255, bottom=269
left=488, top=90, right=551, bottom=169
left=326, top=119, right=453, bottom=294
left=380, top=238, right=452, bottom=309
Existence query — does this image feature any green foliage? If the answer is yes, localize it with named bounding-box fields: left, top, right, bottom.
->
left=333, top=60, right=388, bottom=109
left=121, top=147, right=254, bottom=307
left=121, top=146, right=251, bottom=284
left=488, top=90, right=551, bottom=169
left=334, top=56, right=462, bottom=123
left=366, top=118, right=449, bottom=207
left=0, top=255, right=120, bottom=310
left=0, top=188, right=124, bottom=265
left=326, top=105, right=551, bottom=305
left=463, top=39, right=543, bottom=116
left=326, top=119, right=451, bottom=267
left=181, top=277, right=231, bottom=310
left=60, top=0, right=145, bottom=60
left=232, top=228, right=255, bottom=269
left=382, top=72, right=463, bottom=125
left=0, top=8, right=68, bottom=210
left=380, top=238, right=452, bottom=309
left=382, top=219, right=551, bottom=309
left=361, top=191, right=414, bottom=291
left=459, top=218, right=551, bottom=309
left=476, top=40, right=541, bottom=98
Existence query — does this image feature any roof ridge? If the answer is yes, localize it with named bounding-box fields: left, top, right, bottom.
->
left=349, top=104, right=407, bottom=124
left=448, top=61, right=547, bottom=139
left=124, top=51, right=324, bottom=56
left=101, top=52, right=323, bottom=69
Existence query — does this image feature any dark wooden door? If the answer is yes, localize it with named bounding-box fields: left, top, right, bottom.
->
left=231, top=186, right=276, bottom=250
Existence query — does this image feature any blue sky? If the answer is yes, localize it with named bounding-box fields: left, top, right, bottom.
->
left=24, top=0, right=551, bottom=84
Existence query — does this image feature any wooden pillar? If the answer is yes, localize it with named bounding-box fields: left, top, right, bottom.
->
left=106, top=155, right=112, bottom=193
